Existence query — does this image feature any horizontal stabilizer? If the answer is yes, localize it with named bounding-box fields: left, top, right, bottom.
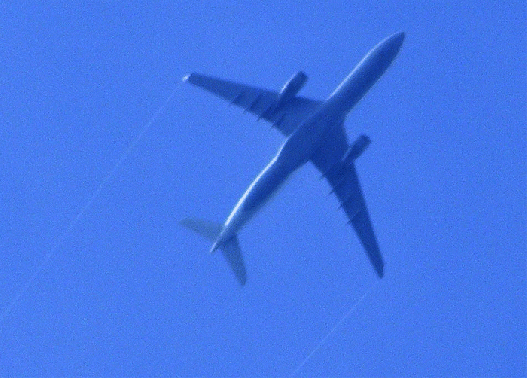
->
left=180, top=218, right=223, bottom=241
left=221, top=236, right=247, bottom=285
left=180, top=218, right=247, bottom=285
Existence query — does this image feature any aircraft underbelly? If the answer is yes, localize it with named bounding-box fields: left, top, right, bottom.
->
left=223, top=155, right=297, bottom=237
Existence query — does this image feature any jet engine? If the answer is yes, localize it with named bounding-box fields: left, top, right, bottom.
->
left=343, top=134, right=371, bottom=164
left=277, top=71, right=308, bottom=106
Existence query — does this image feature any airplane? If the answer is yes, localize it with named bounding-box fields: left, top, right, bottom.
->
left=181, top=32, right=405, bottom=285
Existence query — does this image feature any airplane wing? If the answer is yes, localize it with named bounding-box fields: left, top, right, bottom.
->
left=310, top=125, right=384, bottom=278
left=184, top=73, right=321, bottom=136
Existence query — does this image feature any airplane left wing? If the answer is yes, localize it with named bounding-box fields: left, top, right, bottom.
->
left=310, top=125, right=384, bottom=278
left=184, top=73, right=321, bottom=136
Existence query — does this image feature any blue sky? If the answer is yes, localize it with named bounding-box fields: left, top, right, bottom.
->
left=1, top=1, right=525, bottom=376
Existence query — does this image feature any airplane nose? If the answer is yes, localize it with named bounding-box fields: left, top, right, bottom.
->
left=374, top=31, right=405, bottom=62
left=390, top=31, right=405, bottom=49
left=385, top=31, right=405, bottom=53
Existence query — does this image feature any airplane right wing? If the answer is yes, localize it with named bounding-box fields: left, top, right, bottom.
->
left=310, top=125, right=384, bottom=278
left=184, top=73, right=321, bottom=136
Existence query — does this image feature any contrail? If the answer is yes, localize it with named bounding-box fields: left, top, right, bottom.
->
left=0, top=85, right=179, bottom=328
left=289, top=281, right=378, bottom=377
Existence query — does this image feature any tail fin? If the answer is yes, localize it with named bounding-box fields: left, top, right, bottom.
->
left=180, top=218, right=247, bottom=285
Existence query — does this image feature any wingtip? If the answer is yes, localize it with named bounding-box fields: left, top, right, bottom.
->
left=182, top=74, right=191, bottom=82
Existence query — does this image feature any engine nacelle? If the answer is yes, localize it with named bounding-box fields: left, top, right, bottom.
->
left=277, top=71, right=308, bottom=106
left=344, top=135, right=371, bottom=164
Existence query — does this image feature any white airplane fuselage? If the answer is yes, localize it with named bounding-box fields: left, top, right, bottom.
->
left=211, top=32, right=405, bottom=253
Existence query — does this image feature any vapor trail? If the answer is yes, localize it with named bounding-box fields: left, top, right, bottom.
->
left=289, top=281, right=378, bottom=377
left=0, top=86, right=178, bottom=327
